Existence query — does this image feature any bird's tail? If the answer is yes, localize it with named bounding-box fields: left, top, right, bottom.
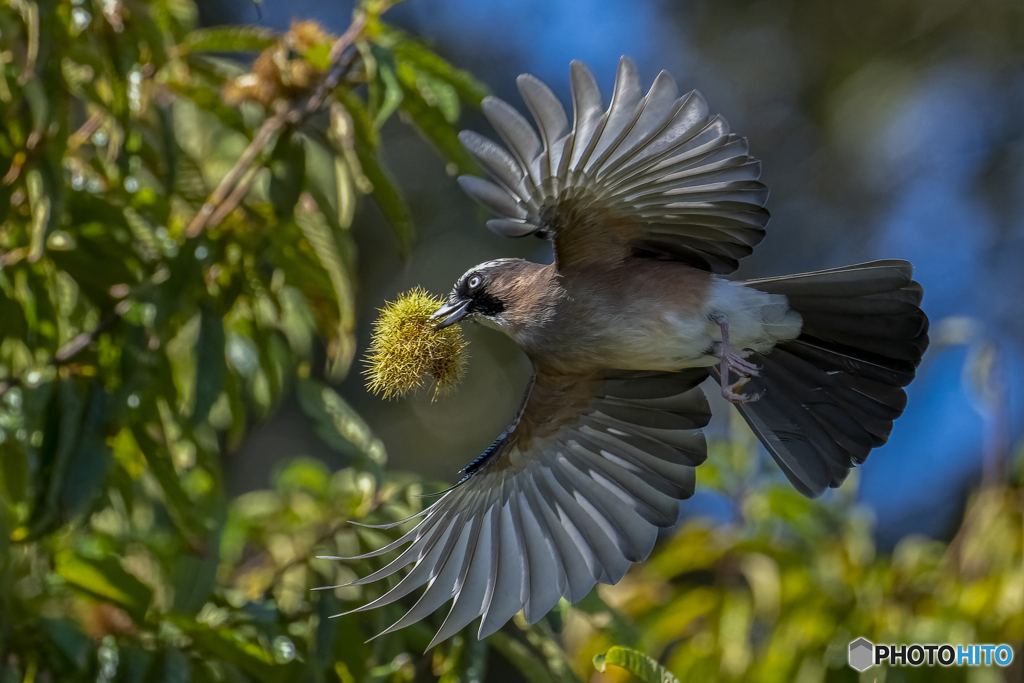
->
left=728, top=260, right=929, bottom=497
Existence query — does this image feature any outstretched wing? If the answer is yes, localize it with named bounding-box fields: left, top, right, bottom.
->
left=328, top=367, right=710, bottom=646
left=458, top=57, right=769, bottom=274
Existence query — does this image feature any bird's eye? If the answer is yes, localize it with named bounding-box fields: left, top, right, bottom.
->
left=468, top=275, right=482, bottom=289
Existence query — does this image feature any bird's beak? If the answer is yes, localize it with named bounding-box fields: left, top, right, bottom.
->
left=429, top=299, right=471, bottom=329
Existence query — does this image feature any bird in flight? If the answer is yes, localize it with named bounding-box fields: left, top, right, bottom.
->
left=328, top=57, right=929, bottom=646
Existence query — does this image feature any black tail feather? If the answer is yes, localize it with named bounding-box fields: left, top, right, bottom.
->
left=735, top=260, right=930, bottom=497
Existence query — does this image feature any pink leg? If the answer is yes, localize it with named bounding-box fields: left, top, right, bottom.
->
left=715, top=316, right=762, bottom=404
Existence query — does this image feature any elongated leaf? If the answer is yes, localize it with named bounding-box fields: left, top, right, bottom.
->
left=166, top=81, right=247, bottom=134
left=58, top=382, right=112, bottom=521
left=302, top=129, right=359, bottom=238
left=40, top=618, right=93, bottom=671
left=397, top=70, right=480, bottom=177
left=340, top=95, right=414, bottom=254
left=56, top=551, right=153, bottom=621
left=386, top=30, right=489, bottom=106
left=181, top=26, right=278, bottom=53
left=0, top=275, right=27, bottom=341
left=26, top=381, right=82, bottom=539
left=359, top=146, right=414, bottom=254
left=192, top=304, right=227, bottom=425
left=0, top=440, right=27, bottom=505
left=150, top=649, right=191, bottom=683
left=117, top=646, right=155, bottom=683
left=172, top=618, right=300, bottom=683
left=131, top=424, right=205, bottom=540
left=296, top=378, right=386, bottom=472
left=269, top=132, right=306, bottom=222
left=488, top=633, right=559, bottom=683
left=412, top=71, right=460, bottom=123
left=50, top=220, right=141, bottom=310
left=294, top=195, right=355, bottom=378
left=593, top=647, right=680, bottom=683
left=270, top=219, right=341, bottom=353
left=172, top=543, right=220, bottom=613
left=369, top=45, right=404, bottom=131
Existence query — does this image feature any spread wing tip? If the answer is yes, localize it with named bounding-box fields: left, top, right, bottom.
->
left=458, top=57, right=770, bottom=273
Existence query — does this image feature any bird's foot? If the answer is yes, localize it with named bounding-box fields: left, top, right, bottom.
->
left=715, top=317, right=763, bottom=404
left=720, top=350, right=763, bottom=404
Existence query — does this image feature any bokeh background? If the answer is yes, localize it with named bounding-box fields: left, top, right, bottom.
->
left=3, top=0, right=1024, bottom=679
left=207, top=0, right=1024, bottom=551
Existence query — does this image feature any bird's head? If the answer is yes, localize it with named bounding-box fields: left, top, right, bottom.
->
left=430, top=258, right=552, bottom=338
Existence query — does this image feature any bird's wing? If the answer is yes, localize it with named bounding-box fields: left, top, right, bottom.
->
left=331, top=367, right=710, bottom=646
left=458, top=57, right=768, bottom=274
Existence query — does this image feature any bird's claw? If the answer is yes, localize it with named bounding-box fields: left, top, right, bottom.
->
left=721, top=377, right=763, bottom=404
left=719, top=349, right=762, bottom=405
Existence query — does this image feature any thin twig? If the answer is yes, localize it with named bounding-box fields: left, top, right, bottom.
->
left=14, top=0, right=39, bottom=86
left=206, top=164, right=263, bottom=227
left=0, top=314, right=121, bottom=400
left=68, top=114, right=105, bottom=150
left=54, top=314, right=121, bottom=364
left=184, top=13, right=367, bottom=238
left=184, top=111, right=288, bottom=237
left=263, top=518, right=350, bottom=593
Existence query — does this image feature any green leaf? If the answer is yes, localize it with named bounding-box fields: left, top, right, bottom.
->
left=294, top=190, right=355, bottom=378
left=149, top=649, right=191, bottom=683
left=310, top=592, right=341, bottom=678
left=574, top=591, right=639, bottom=646
left=302, top=130, right=357, bottom=233
left=296, top=378, right=386, bottom=474
left=268, top=132, right=306, bottom=222
left=359, top=147, right=414, bottom=254
left=25, top=168, right=52, bottom=263
left=275, top=456, right=330, bottom=497
left=0, top=440, right=27, bottom=505
left=39, top=618, right=93, bottom=671
left=166, top=81, right=248, bottom=134
left=131, top=424, right=205, bottom=540
left=192, top=304, right=226, bottom=425
left=117, top=645, right=155, bottom=683
left=50, top=219, right=141, bottom=310
left=57, top=382, right=112, bottom=521
left=180, top=26, right=278, bottom=53
left=172, top=543, right=220, bottom=614
left=26, top=381, right=82, bottom=539
left=55, top=551, right=153, bottom=621
left=386, top=30, right=489, bottom=106
left=414, top=71, right=460, bottom=123
left=368, top=45, right=404, bottom=131
left=396, top=69, right=481, bottom=177
left=593, top=647, right=681, bottom=683
left=487, top=633, right=559, bottom=683
left=172, top=618, right=299, bottom=683
left=0, top=277, right=27, bottom=341
left=174, top=150, right=213, bottom=205
left=341, top=94, right=414, bottom=254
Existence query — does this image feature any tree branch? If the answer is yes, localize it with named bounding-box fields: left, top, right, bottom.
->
left=184, top=12, right=368, bottom=238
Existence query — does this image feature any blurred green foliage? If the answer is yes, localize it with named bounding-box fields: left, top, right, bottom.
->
left=0, top=1, right=1022, bottom=682
left=0, top=0, right=527, bottom=678
left=573, top=419, right=1024, bottom=683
